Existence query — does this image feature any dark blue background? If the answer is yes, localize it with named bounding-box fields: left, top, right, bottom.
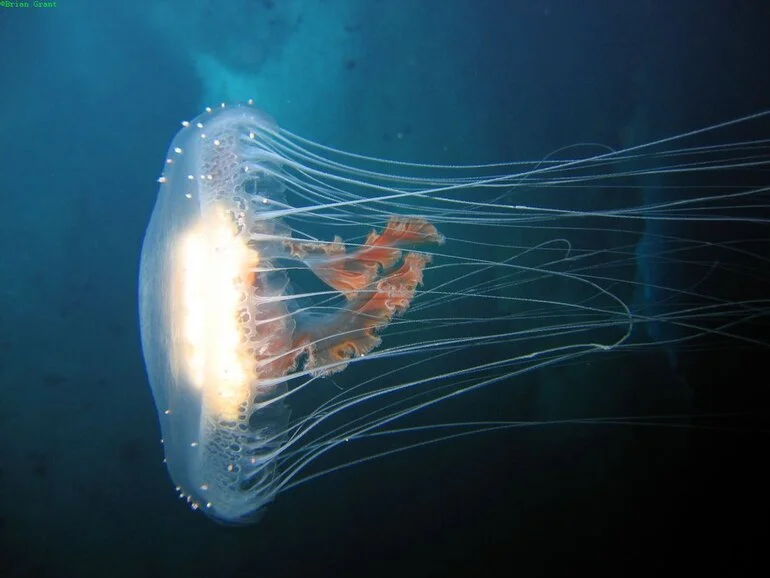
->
left=1, top=1, right=767, bottom=576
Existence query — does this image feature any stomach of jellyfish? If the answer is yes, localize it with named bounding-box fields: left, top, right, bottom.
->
left=139, top=102, right=770, bottom=524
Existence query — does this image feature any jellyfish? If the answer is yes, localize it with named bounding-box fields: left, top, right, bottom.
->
left=139, top=102, right=770, bottom=524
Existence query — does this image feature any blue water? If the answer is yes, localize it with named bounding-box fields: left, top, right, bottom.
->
left=1, top=1, right=767, bottom=576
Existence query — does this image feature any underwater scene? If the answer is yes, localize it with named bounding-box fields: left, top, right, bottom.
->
left=1, top=1, right=768, bottom=576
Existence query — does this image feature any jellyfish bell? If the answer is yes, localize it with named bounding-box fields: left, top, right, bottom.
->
left=139, top=103, right=445, bottom=523
left=139, top=102, right=770, bottom=524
